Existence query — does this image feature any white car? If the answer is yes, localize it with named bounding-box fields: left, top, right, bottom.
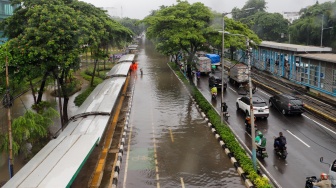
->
left=236, top=96, right=269, bottom=118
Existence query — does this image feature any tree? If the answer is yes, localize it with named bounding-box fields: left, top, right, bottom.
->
left=240, top=12, right=289, bottom=42
left=2, top=0, right=133, bottom=124
left=70, top=1, right=133, bottom=87
left=290, top=1, right=336, bottom=48
left=207, top=12, right=261, bottom=60
left=232, top=0, right=267, bottom=20
left=5, top=0, right=83, bottom=125
left=116, top=17, right=146, bottom=37
left=0, top=104, right=59, bottom=157
left=143, top=1, right=213, bottom=64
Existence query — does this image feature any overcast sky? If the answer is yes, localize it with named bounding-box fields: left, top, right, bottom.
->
left=79, top=0, right=334, bottom=19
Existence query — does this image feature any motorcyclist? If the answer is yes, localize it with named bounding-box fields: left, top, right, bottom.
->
left=245, top=116, right=256, bottom=126
left=245, top=116, right=256, bottom=133
left=274, top=132, right=287, bottom=150
left=211, top=85, right=217, bottom=96
left=312, top=173, right=332, bottom=188
left=255, top=131, right=266, bottom=148
left=196, top=70, right=201, bottom=79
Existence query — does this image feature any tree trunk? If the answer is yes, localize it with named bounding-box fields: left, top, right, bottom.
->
left=90, top=59, right=97, bottom=87
left=29, top=80, right=37, bottom=104
left=62, top=96, right=69, bottom=124
left=37, top=71, right=49, bottom=104
left=52, top=70, right=64, bottom=130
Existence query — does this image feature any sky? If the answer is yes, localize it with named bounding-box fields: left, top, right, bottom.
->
left=79, top=0, right=334, bottom=19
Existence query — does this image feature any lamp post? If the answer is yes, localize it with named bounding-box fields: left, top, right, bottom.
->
left=320, top=14, right=333, bottom=47
left=222, top=32, right=257, bottom=171
left=246, top=38, right=257, bottom=171
left=220, top=7, right=255, bottom=123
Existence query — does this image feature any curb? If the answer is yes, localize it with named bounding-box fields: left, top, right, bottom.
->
left=111, top=80, right=135, bottom=188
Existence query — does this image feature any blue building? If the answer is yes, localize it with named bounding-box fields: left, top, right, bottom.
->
left=0, top=0, right=18, bottom=40
left=236, top=41, right=336, bottom=98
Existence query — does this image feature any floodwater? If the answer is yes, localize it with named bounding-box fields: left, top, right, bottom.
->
left=118, top=37, right=245, bottom=187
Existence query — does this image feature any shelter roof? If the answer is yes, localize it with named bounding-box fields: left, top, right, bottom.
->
left=260, top=41, right=332, bottom=52
left=296, top=53, right=336, bottom=63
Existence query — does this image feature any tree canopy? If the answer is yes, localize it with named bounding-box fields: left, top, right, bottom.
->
left=1, top=0, right=134, bottom=124
left=143, top=1, right=213, bottom=63
left=240, top=12, right=290, bottom=42
left=143, top=1, right=260, bottom=63
left=290, top=1, right=336, bottom=48
left=232, top=0, right=267, bottom=20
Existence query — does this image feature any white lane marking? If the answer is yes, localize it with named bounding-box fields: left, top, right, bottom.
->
left=286, top=130, right=310, bottom=148
left=180, top=177, right=185, bottom=188
left=123, top=126, right=133, bottom=188
left=302, top=114, right=336, bottom=135
left=228, top=86, right=236, bottom=93
left=258, top=89, right=271, bottom=97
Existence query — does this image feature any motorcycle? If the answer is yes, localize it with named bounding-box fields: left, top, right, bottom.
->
left=223, top=111, right=230, bottom=121
left=274, top=146, right=288, bottom=159
left=211, top=92, right=217, bottom=100
left=256, top=145, right=268, bottom=159
left=245, top=122, right=257, bottom=134
left=305, top=176, right=318, bottom=188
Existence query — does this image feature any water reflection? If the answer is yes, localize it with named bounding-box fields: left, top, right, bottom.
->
left=118, top=37, right=245, bottom=187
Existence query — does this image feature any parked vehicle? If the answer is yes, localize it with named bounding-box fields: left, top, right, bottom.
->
left=269, top=94, right=304, bottom=115
left=208, top=73, right=227, bottom=90
left=236, top=96, right=269, bottom=118
left=229, top=63, right=256, bottom=94
left=194, top=56, right=211, bottom=74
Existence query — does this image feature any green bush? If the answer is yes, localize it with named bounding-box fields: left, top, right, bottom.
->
left=74, top=86, right=95, bottom=106
left=168, top=62, right=273, bottom=188
left=74, top=65, right=113, bottom=106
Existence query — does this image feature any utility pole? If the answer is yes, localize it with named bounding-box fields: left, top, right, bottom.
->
left=246, top=38, right=257, bottom=171
left=4, top=49, right=14, bottom=178
left=320, top=14, right=333, bottom=47
left=220, top=7, right=255, bottom=123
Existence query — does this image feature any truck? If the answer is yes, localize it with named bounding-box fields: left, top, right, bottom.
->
left=229, top=63, right=256, bottom=94
left=194, top=56, right=211, bottom=74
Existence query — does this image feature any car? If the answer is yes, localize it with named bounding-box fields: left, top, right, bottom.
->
left=236, top=96, right=269, bottom=118
left=208, top=73, right=227, bottom=90
left=269, top=94, right=304, bottom=115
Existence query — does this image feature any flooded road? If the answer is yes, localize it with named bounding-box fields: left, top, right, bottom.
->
left=118, top=38, right=245, bottom=187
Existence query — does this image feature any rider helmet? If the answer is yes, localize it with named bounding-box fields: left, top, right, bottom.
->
left=320, top=173, right=328, bottom=180
left=257, top=131, right=263, bottom=137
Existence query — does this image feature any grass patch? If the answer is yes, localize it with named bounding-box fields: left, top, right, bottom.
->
left=74, top=64, right=114, bottom=107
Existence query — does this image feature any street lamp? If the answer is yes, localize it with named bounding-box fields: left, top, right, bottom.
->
left=222, top=31, right=257, bottom=171
left=219, top=7, right=255, bottom=123
left=321, top=14, right=333, bottom=47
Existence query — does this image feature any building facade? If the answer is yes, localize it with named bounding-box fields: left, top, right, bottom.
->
left=236, top=41, right=336, bottom=97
